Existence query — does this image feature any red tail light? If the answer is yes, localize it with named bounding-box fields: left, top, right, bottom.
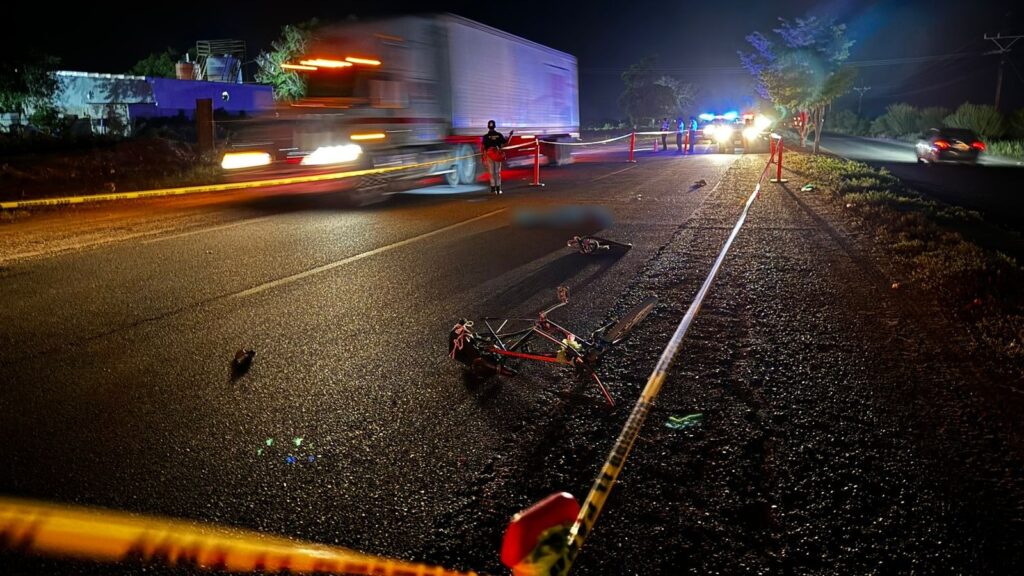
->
left=971, top=141, right=986, bottom=151
left=933, top=140, right=950, bottom=150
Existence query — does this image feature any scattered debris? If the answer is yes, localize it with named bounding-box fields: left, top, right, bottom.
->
left=232, top=348, right=256, bottom=377
left=665, top=413, right=704, bottom=430
left=891, top=282, right=901, bottom=290
left=801, top=183, right=815, bottom=192
left=691, top=179, right=707, bottom=190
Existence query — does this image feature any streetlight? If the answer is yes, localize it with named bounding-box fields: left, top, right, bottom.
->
left=853, top=86, right=871, bottom=115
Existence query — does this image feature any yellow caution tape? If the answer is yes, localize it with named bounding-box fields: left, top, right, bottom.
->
left=0, top=496, right=480, bottom=575
left=0, top=152, right=482, bottom=211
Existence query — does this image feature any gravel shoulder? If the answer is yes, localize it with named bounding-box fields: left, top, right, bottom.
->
left=425, top=154, right=1024, bottom=575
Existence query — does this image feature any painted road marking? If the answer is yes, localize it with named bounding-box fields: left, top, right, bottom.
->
left=230, top=208, right=507, bottom=300
left=590, top=165, right=638, bottom=182
left=141, top=216, right=273, bottom=245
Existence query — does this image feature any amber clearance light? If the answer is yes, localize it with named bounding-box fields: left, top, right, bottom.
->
left=281, top=63, right=318, bottom=71
left=350, top=132, right=387, bottom=141
left=300, top=59, right=353, bottom=68
left=344, top=56, right=382, bottom=66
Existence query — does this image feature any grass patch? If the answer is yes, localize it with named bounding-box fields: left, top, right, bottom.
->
left=786, top=152, right=1024, bottom=364
left=986, top=140, right=1024, bottom=160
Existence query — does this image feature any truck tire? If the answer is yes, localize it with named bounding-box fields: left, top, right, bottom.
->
left=455, top=144, right=478, bottom=185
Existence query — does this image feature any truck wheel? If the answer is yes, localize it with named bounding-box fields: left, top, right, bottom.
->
left=446, top=165, right=460, bottom=187
left=455, top=144, right=478, bottom=185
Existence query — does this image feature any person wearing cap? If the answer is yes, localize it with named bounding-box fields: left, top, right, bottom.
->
left=482, top=119, right=507, bottom=194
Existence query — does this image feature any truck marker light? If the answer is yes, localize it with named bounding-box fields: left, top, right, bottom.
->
left=350, top=132, right=387, bottom=141
left=300, top=59, right=353, bottom=68
left=221, top=151, right=272, bottom=170
left=281, top=63, right=318, bottom=71
left=344, top=56, right=382, bottom=66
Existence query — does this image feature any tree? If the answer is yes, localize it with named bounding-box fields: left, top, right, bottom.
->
left=739, top=16, right=856, bottom=153
left=0, top=52, right=61, bottom=116
left=255, top=20, right=319, bottom=101
left=618, top=57, right=694, bottom=127
left=130, top=48, right=179, bottom=78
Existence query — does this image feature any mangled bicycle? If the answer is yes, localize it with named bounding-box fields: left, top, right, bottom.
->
left=448, top=286, right=657, bottom=406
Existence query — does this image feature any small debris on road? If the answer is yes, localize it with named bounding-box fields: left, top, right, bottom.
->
left=801, top=183, right=816, bottom=192
left=691, top=179, right=707, bottom=190
left=665, top=413, right=704, bottom=430
left=232, top=348, right=256, bottom=377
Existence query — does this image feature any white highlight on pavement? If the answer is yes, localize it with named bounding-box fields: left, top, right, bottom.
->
left=141, top=217, right=273, bottom=244
left=591, top=165, right=638, bottom=182
left=229, top=208, right=507, bottom=300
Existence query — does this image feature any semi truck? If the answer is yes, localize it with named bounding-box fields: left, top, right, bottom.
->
left=222, top=14, right=579, bottom=203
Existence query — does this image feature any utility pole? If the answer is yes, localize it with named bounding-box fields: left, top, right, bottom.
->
left=853, top=86, right=871, bottom=115
left=984, top=33, right=1023, bottom=111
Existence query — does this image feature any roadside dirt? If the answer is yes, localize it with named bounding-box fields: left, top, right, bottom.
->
left=424, top=155, right=1024, bottom=575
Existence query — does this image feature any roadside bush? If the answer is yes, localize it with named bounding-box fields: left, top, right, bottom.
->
left=945, top=103, right=1005, bottom=139
left=825, top=109, right=869, bottom=135
left=872, top=103, right=920, bottom=138
left=986, top=140, right=1024, bottom=160
left=917, top=106, right=950, bottom=132
left=1008, top=109, right=1024, bottom=139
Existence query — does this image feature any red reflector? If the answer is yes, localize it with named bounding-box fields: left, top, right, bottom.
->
left=933, top=140, right=950, bottom=150
left=501, top=492, right=579, bottom=569
left=972, top=141, right=986, bottom=151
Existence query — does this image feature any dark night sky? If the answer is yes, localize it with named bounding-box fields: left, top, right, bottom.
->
left=5, top=1, right=1023, bottom=121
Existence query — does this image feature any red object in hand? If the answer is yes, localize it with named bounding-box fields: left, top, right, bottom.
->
left=501, top=492, right=580, bottom=569
left=933, top=140, right=950, bottom=150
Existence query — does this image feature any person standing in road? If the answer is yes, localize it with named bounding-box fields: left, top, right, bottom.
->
left=482, top=119, right=508, bottom=194
left=675, top=116, right=684, bottom=153
left=660, top=117, right=670, bottom=151
left=688, top=116, right=698, bottom=154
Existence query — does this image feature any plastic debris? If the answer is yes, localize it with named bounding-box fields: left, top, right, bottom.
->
left=891, top=282, right=901, bottom=290
left=801, top=183, right=815, bottom=192
left=665, top=413, right=704, bottom=430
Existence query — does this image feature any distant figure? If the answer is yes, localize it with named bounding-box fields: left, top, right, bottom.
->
left=675, top=117, right=685, bottom=153
left=482, top=119, right=508, bottom=194
left=660, top=117, right=670, bottom=150
left=688, top=116, right=698, bottom=153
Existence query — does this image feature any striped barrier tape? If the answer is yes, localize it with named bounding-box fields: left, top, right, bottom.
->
left=541, top=148, right=779, bottom=576
left=543, top=134, right=634, bottom=147
left=0, top=496, right=481, bottom=576
left=0, top=150, right=483, bottom=211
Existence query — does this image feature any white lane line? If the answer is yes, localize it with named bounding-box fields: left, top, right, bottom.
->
left=229, top=208, right=507, bottom=300
left=591, top=165, right=639, bottom=182
left=141, top=217, right=273, bottom=244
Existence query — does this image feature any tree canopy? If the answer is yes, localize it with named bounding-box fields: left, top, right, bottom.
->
left=0, top=52, right=61, bottom=115
left=255, top=20, right=319, bottom=101
left=619, top=57, right=695, bottom=127
left=739, top=16, right=856, bottom=152
left=129, top=48, right=180, bottom=78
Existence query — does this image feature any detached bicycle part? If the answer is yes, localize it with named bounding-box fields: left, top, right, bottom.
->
left=567, top=235, right=633, bottom=255
left=601, top=296, right=658, bottom=345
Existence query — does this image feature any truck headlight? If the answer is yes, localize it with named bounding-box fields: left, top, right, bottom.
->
left=301, top=144, right=363, bottom=166
left=714, top=126, right=733, bottom=143
left=703, top=125, right=717, bottom=138
left=221, top=151, right=271, bottom=170
left=743, top=127, right=760, bottom=140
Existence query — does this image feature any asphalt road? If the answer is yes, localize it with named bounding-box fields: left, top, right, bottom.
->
left=818, top=133, right=1024, bottom=232
left=0, top=148, right=735, bottom=569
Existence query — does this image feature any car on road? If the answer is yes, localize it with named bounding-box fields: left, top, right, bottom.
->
left=915, top=128, right=986, bottom=165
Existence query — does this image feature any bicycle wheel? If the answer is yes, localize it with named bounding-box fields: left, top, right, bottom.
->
left=602, top=296, right=658, bottom=344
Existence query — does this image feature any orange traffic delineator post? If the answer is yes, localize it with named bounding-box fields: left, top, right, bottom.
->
left=770, top=137, right=788, bottom=183
left=628, top=132, right=637, bottom=163
left=530, top=142, right=544, bottom=187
